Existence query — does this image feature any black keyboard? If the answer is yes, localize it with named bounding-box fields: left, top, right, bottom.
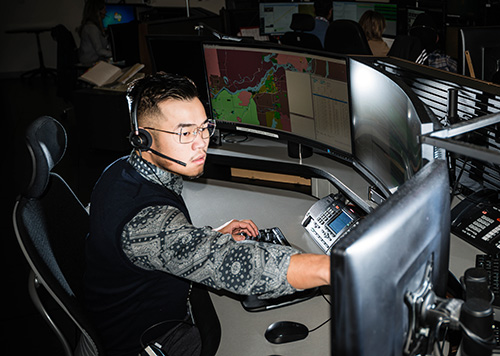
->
left=475, top=254, right=500, bottom=307
left=244, top=227, right=290, bottom=246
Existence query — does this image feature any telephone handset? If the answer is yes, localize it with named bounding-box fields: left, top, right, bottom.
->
left=451, top=189, right=500, bottom=254
left=302, top=193, right=363, bottom=255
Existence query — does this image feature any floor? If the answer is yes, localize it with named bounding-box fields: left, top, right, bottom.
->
left=3, top=73, right=125, bottom=354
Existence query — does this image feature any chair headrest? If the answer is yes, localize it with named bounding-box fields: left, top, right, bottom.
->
left=22, top=116, right=67, bottom=198
left=290, top=13, right=316, bottom=32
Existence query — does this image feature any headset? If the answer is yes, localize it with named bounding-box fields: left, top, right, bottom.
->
left=128, top=77, right=187, bottom=167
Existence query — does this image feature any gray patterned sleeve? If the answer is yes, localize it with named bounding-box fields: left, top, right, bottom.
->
left=121, top=205, right=300, bottom=299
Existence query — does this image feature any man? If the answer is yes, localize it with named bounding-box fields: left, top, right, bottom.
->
left=306, top=0, right=333, bottom=47
left=84, top=73, right=330, bottom=356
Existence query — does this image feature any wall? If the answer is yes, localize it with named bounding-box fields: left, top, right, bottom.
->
left=0, top=0, right=224, bottom=77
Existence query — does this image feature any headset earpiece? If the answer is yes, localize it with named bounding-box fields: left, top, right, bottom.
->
left=129, top=128, right=152, bottom=151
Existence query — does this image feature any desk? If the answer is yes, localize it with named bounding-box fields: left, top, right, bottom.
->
left=182, top=138, right=482, bottom=356
left=183, top=178, right=330, bottom=356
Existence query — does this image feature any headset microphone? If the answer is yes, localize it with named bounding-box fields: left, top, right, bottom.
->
left=148, top=148, right=187, bottom=167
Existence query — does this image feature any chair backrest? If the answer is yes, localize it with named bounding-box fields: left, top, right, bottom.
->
left=13, top=116, right=103, bottom=356
left=280, top=13, right=323, bottom=51
left=324, top=19, right=372, bottom=55
left=387, top=35, right=425, bottom=63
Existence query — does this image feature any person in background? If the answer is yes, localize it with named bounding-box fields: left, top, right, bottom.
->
left=77, top=0, right=112, bottom=66
left=306, top=0, right=333, bottom=47
left=359, top=10, right=390, bottom=57
left=409, top=13, right=457, bottom=73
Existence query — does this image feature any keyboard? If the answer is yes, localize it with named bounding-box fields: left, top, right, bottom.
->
left=475, top=254, right=500, bottom=307
left=244, top=227, right=290, bottom=246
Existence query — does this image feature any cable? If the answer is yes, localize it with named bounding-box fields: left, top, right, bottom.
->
left=308, top=317, right=331, bottom=333
left=431, top=307, right=498, bottom=351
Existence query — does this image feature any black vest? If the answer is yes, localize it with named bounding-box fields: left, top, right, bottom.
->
left=84, top=157, right=191, bottom=356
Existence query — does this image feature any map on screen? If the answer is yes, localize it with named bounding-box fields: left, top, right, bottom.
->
left=203, top=45, right=352, bottom=154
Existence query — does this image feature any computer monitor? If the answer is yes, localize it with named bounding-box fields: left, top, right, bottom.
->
left=102, top=4, right=137, bottom=29
left=332, top=1, right=398, bottom=38
left=258, top=1, right=315, bottom=36
left=202, top=41, right=352, bottom=158
left=482, top=45, right=500, bottom=83
left=147, top=35, right=211, bottom=105
left=459, top=26, right=500, bottom=80
left=349, top=57, right=439, bottom=196
left=108, top=22, right=140, bottom=66
left=330, top=158, right=450, bottom=356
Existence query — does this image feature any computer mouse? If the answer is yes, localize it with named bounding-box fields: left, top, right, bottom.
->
left=264, top=321, right=309, bottom=344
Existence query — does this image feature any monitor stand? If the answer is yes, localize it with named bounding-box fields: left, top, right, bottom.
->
left=287, top=142, right=313, bottom=159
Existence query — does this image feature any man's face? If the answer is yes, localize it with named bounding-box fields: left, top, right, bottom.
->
left=143, top=97, right=209, bottom=178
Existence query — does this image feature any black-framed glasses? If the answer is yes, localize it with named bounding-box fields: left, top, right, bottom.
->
left=144, top=120, right=216, bottom=144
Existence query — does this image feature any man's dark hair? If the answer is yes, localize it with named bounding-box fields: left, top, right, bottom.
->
left=127, top=72, right=199, bottom=126
left=314, top=0, right=332, bottom=18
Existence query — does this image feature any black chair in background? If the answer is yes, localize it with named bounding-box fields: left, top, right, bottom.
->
left=387, top=35, right=425, bottom=63
left=280, top=13, right=323, bottom=51
left=51, top=25, right=80, bottom=102
left=12, top=116, right=103, bottom=356
left=324, top=19, right=372, bottom=55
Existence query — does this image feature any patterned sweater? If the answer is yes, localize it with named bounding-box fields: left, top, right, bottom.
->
left=121, top=151, right=300, bottom=299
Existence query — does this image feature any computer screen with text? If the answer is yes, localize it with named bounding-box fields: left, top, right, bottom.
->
left=203, top=42, right=352, bottom=156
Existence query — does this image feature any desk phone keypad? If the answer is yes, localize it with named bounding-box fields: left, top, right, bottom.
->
left=475, top=254, right=500, bottom=307
left=452, top=206, right=500, bottom=254
left=317, top=206, right=336, bottom=225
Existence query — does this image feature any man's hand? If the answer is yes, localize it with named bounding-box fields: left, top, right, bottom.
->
left=215, top=219, right=259, bottom=241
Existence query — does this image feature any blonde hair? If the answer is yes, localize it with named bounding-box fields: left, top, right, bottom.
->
left=359, top=10, right=386, bottom=40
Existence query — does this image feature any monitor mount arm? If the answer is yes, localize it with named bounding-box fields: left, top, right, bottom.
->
left=404, top=261, right=464, bottom=356
left=404, top=262, right=495, bottom=356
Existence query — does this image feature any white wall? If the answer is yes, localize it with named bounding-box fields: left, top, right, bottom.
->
left=0, top=0, right=224, bottom=76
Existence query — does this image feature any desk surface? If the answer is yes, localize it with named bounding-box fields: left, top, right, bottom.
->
left=183, top=178, right=330, bottom=356
left=182, top=138, right=481, bottom=356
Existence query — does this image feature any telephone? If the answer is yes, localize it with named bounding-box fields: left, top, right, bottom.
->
left=451, top=189, right=500, bottom=254
left=302, top=193, right=363, bottom=254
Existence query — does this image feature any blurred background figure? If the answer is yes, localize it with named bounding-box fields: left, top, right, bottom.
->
left=359, top=10, right=389, bottom=56
left=306, top=0, right=333, bottom=47
left=409, top=13, right=457, bottom=72
left=77, top=0, right=112, bottom=66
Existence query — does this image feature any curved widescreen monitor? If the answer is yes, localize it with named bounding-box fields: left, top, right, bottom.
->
left=202, top=41, right=353, bottom=160
left=349, top=57, right=440, bottom=196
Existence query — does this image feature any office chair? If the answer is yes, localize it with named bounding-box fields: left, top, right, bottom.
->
left=324, top=19, right=372, bottom=55
left=12, top=116, right=103, bottom=356
left=280, top=13, right=323, bottom=51
left=387, top=35, right=425, bottom=63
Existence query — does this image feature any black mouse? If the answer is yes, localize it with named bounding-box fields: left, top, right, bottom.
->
left=264, top=321, right=309, bottom=344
